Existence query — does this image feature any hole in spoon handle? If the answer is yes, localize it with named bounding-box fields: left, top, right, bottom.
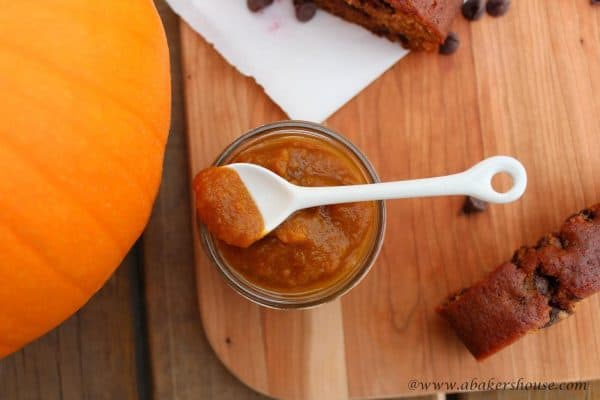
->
left=463, top=156, right=527, bottom=204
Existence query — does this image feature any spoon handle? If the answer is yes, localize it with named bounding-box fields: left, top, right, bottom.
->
left=295, top=156, right=527, bottom=209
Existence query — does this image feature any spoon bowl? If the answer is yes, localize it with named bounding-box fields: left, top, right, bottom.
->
left=228, top=163, right=299, bottom=234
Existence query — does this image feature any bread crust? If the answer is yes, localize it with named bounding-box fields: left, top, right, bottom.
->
left=314, top=0, right=462, bottom=51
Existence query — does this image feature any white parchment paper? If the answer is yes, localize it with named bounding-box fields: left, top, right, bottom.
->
left=165, top=0, right=408, bottom=122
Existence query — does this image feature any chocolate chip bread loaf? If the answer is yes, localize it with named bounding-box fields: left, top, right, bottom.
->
left=313, top=0, right=463, bottom=51
left=437, top=204, right=600, bottom=360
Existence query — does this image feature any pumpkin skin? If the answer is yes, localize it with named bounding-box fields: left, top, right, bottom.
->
left=0, top=0, right=170, bottom=358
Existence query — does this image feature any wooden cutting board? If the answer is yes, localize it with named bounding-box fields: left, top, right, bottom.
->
left=180, top=1, right=600, bottom=399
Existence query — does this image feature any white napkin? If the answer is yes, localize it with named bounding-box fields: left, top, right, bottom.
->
left=165, top=0, right=408, bottom=122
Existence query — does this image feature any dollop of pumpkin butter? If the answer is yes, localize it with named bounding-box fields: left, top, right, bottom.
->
left=193, top=167, right=264, bottom=248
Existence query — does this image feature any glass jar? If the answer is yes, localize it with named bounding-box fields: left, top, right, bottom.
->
left=199, top=121, right=386, bottom=309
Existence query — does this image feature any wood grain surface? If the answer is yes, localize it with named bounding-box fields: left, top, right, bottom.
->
left=181, top=1, right=600, bottom=399
left=0, top=252, right=142, bottom=400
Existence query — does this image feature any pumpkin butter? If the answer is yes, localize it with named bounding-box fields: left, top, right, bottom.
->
left=194, top=167, right=264, bottom=248
left=195, top=135, right=378, bottom=293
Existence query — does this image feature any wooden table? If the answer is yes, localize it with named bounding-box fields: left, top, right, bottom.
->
left=0, top=2, right=598, bottom=400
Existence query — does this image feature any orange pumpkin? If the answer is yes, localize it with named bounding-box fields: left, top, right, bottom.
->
left=0, top=0, right=170, bottom=357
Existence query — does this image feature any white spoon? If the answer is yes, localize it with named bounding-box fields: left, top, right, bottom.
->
left=227, top=156, right=527, bottom=234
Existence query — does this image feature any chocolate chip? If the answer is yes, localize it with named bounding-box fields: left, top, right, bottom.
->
left=439, top=32, right=460, bottom=55
left=511, top=246, right=527, bottom=267
left=592, top=0, right=600, bottom=5
left=581, top=208, right=596, bottom=221
left=535, top=269, right=560, bottom=298
left=543, top=307, right=570, bottom=328
left=486, top=0, right=510, bottom=17
left=461, top=196, right=487, bottom=214
left=397, top=34, right=410, bottom=49
left=247, top=0, right=273, bottom=12
left=557, top=234, right=569, bottom=249
left=534, top=274, right=550, bottom=297
left=462, top=0, right=485, bottom=21
left=294, top=0, right=318, bottom=22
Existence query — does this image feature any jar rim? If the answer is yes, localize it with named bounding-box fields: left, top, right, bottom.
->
left=199, top=120, right=387, bottom=309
